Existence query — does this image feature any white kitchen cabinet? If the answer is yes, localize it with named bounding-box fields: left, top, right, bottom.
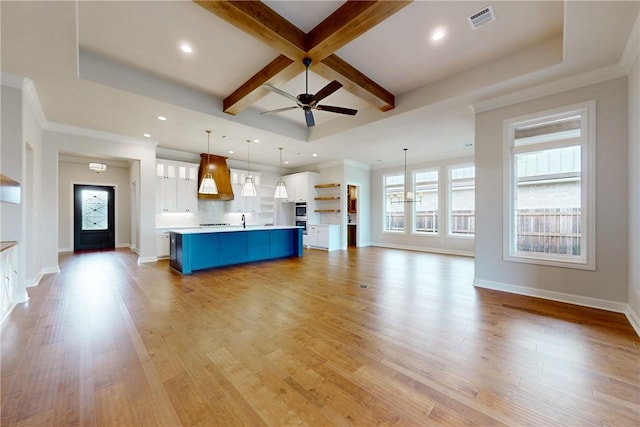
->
left=282, top=172, right=318, bottom=202
left=1, top=242, right=17, bottom=322
left=156, top=160, right=199, bottom=213
left=307, top=224, right=340, bottom=251
left=228, top=169, right=261, bottom=214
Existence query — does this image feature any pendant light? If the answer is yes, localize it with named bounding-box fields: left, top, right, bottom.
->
left=240, top=140, right=257, bottom=197
left=403, top=148, right=415, bottom=203
left=273, top=147, right=289, bottom=199
left=198, top=130, right=218, bottom=194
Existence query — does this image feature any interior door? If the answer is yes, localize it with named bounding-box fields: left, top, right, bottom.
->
left=74, top=184, right=115, bottom=251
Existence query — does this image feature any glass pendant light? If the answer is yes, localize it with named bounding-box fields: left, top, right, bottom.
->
left=240, top=140, right=257, bottom=197
left=198, top=130, right=218, bottom=194
left=273, top=147, right=289, bottom=199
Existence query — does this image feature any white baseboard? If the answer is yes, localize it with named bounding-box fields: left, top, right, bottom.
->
left=371, top=242, right=474, bottom=258
left=116, top=243, right=131, bottom=249
left=138, top=256, right=158, bottom=264
left=25, top=271, right=44, bottom=288
left=41, top=266, right=60, bottom=275
left=473, top=278, right=629, bottom=313
left=58, top=247, right=72, bottom=253
left=625, top=306, right=640, bottom=337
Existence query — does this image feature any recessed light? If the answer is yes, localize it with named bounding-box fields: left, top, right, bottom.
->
left=430, top=27, right=446, bottom=42
left=143, top=133, right=151, bottom=138
left=312, top=153, right=318, bottom=157
left=284, top=161, right=290, bottom=164
left=253, top=139, right=260, bottom=143
left=228, top=150, right=234, bottom=154
left=180, top=43, right=193, bottom=53
left=157, top=115, right=167, bottom=121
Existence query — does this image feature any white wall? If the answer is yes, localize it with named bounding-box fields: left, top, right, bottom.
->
left=475, top=77, right=628, bottom=306
left=628, top=54, right=640, bottom=323
left=57, top=161, right=131, bottom=251
left=1, top=85, right=23, bottom=243
left=41, top=128, right=157, bottom=269
left=370, top=155, right=475, bottom=256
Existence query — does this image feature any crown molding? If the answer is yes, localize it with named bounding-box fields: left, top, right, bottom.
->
left=472, top=63, right=626, bottom=114
left=44, top=122, right=159, bottom=149
left=621, top=10, right=640, bottom=73
left=0, top=72, right=25, bottom=89
left=23, top=78, right=46, bottom=128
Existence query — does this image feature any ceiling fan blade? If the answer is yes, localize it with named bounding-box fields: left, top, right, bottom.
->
left=311, top=80, right=342, bottom=105
left=260, top=106, right=299, bottom=115
left=262, top=84, right=299, bottom=104
left=304, top=108, right=315, bottom=127
left=316, top=105, right=358, bottom=116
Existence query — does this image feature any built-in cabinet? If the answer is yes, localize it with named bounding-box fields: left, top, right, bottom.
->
left=156, top=231, right=170, bottom=258
left=1, top=242, right=17, bottom=322
left=282, top=172, right=319, bottom=202
left=307, top=224, right=340, bottom=251
left=156, top=160, right=199, bottom=213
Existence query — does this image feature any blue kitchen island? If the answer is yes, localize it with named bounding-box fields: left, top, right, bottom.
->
left=169, top=226, right=303, bottom=274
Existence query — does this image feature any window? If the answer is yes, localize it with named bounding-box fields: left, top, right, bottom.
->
left=503, top=101, right=595, bottom=269
left=449, top=165, right=475, bottom=236
left=413, top=169, right=438, bottom=234
left=384, top=173, right=405, bottom=232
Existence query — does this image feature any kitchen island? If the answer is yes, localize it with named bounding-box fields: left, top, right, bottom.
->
left=169, top=226, right=303, bottom=274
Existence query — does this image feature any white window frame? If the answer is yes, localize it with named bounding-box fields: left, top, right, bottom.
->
left=447, top=163, right=475, bottom=239
left=502, top=100, right=596, bottom=270
left=382, top=172, right=405, bottom=233
left=412, top=167, right=439, bottom=235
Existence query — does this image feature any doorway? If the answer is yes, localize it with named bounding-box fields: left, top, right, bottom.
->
left=347, top=184, right=358, bottom=247
left=74, top=184, right=115, bottom=251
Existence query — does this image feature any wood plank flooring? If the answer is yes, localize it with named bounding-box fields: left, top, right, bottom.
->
left=1, top=247, right=638, bottom=426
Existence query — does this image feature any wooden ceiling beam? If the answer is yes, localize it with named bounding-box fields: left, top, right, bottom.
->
left=194, top=1, right=306, bottom=59
left=306, top=0, right=411, bottom=60
left=315, top=54, right=394, bottom=112
left=195, top=0, right=410, bottom=116
left=222, top=55, right=305, bottom=115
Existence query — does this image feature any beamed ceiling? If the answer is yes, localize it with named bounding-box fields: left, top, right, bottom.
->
left=1, top=1, right=638, bottom=169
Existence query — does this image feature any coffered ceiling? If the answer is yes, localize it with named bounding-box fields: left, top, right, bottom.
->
left=1, top=1, right=638, bottom=169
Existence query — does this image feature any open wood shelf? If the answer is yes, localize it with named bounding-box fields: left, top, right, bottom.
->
left=315, top=196, right=341, bottom=200
left=314, top=209, right=341, bottom=213
left=315, top=183, right=341, bottom=188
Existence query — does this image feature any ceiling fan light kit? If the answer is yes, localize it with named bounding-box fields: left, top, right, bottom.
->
left=261, top=58, right=358, bottom=127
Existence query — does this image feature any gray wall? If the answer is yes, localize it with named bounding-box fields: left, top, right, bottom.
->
left=475, top=77, right=628, bottom=303
left=628, top=54, right=640, bottom=319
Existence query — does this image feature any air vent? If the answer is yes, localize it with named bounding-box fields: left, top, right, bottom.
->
left=467, top=5, right=495, bottom=30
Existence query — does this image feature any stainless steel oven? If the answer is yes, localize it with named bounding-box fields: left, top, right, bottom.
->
left=295, top=220, right=307, bottom=235
left=295, top=202, right=307, bottom=218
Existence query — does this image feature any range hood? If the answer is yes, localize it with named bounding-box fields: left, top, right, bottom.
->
left=198, top=153, right=234, bottom=200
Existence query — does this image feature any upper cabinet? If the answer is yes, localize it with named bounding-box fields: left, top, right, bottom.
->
left=282, top=172, right=319, bottom=202
left=156, top=160, right=199, bottom=213
left=228, top=169, right=261, bottom=213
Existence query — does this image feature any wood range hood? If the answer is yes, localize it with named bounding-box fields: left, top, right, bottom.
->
left=198, top=153, right=234, bottom=200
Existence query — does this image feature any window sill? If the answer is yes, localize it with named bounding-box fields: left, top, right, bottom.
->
left=503, top=253, right=595, bottom=271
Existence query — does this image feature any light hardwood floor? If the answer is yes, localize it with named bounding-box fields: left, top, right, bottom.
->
left=2, top=247, right=639, bottom=426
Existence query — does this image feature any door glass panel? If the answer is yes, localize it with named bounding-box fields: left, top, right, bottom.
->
left=82, top=190, right=109, bottom=230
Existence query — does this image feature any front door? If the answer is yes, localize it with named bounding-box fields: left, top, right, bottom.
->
left=74, top=184, right=115, bottom=251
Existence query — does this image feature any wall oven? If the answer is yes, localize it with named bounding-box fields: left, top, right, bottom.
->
left=295, top=202, right=307, bottom=235
left=295, top=202, right=307, bottom=218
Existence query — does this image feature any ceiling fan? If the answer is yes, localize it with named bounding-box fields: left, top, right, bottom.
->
left=261, top=58, right=357, bottom=127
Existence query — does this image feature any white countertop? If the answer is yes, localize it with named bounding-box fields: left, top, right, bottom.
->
left=168, top=225, right=302, bottom=235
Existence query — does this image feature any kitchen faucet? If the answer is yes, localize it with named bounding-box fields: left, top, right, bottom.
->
left=241, top=214, right=246, bottom=229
